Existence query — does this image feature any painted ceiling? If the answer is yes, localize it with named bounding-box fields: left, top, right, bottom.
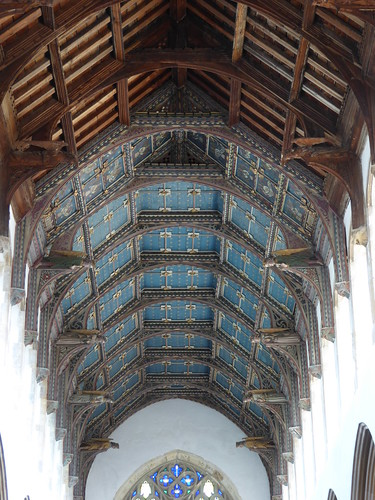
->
left=33, top=86, right=322, bottom=441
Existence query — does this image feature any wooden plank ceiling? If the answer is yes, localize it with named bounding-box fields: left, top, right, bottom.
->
left=0, top=0, right=368, bottom=165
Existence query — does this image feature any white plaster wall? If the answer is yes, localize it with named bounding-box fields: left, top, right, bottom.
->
left=86, top=399, right=271, bottom=500
left=0, top=225, right=71, bottom=500
left=311, top=342, right=375, bottom=500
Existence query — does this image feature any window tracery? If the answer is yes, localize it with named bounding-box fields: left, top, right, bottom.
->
left=125, top=460, right=233, bottom=500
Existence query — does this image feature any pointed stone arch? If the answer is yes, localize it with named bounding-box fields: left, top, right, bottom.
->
left=0, top=435, right=8, bottom=500
left=351, top=423, right=375, bottom=500
left=114, top=449, right=240, bottom=500
left=327, top=488, right=338, bottom=500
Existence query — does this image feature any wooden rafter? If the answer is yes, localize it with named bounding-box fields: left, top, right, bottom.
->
left=110, top=3, right=130, bottom=126
left=17, top=48, right=337, bottom=140
left=41, top=6, right=77, bottom=155
left=229, top=3, right=247, bottom=127
left=282, top=4, right=315, bottom=160
left=170, top=0, right=187, bottom=88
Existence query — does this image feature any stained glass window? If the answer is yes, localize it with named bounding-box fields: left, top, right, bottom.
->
left=124, top=460, right=233, bottom=499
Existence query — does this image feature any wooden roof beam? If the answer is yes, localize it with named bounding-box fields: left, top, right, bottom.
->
left=284, top=147, right=364, bottom=229
left=0, top=0, right=122, bottom=102
left=282, top=4, right=315, bottom=160
left=17, top=48, right=337, bottom=139
left=170, top=0, right=187, bottom=88
left=41, top=6, right=77, bottom=155
left=229, top=3, right=247, bottom=127
left=110, top=4, right=129, bottom=126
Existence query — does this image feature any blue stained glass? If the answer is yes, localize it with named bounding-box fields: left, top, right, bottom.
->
left=172, top=464, right=183, bottom=477
left=132, top=490, right=137, bottom=497
left=196, top=472, right=203, bottom=481
left=171, top=484, right=183, bottom=498
left=150, top=472, right=158, bottom=482
left=195, top=491, right=200, bottom=497
left=160, top=474, right=173, bottom=486
left=181, top=475, right=194, bottom=486
left=218, top=490, right=223, bottom=495
left=155, top=492, right=159, bottom=497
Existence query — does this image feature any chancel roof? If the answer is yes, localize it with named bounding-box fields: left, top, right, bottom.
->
left=40, top=118, right=311, bottom=437
left=3, top=1, right=373, bottom=497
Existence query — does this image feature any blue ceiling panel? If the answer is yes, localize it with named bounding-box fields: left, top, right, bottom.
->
left=274, top=228, right=287, bottom=252
left=89, top=403, right=107, bottom=423
left=255, top=344, right=280, bottom=374
left=54, top=194, right=78, bottom=226
left=139, top=227, right=221, bottom=254
left=186, top=131, right=207, bottom=152
left=61, top=271, right=92, bottom=315
left=234, top=155, right=256, bottom=189
left=132, top=136, right=153, bottom=166
left=255, top=174, right=279, bottom=205
left=218, top=315, right=253, bottom=352
left=259, top=309, right=272, bottom=329
left=141, top=266, right=216, bottom=290
left=95, top=242, right=133, bottom=287
left=207, top=136, right=228, bottom=167
left=222, top=281, right=258, bottom=323
left=146, top=363, right=165, bottom=375
left=77, top=345, right=101, bottom=375
left=108, top=346, right=138, bottom=379
left=96, top=372, right=104, bottom=389
left=98, top=278, right=135, bottom=322
left=105, top=315, right=137, bottom=352
left=249, top=401, right=268, bottom=423
left=72, top=226, right=85, bottom=252
left=82, top=173, right=105, bottom=203
left=218, top=347, right=248, bottom=380
left=143, top=302, right=214, bottom=322
left=231, top=380, right=245, bottom=403
left=230, top=198, right=271, bottom=249
left=80, top=158, right=101, bottom=184
left=136, top=182, right=222, bottom=213
left=267, top=271, right=296, bottom=314
left=144, top=332, right=211, bottom=350
left=87, top=196, right=129, bottom=249
left=225, top=242, right=263, bottom=287
left=152, top=131, right=172, bottom=150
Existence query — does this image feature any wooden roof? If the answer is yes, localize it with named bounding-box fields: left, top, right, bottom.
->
left=2, top=1, right=375, bottom=497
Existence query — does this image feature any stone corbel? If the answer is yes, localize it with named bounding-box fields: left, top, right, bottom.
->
left=277, top=475, right=288, bottom=487
left=10, top=287, right=25, bottom=306
left=289, top=426, right=302, bottom=439
left=282, top=451, right=294, bottom=464
left=309, top=364, right=322, bottom=379
left=63, top=453, right=73, bottom=466
left=24, top=329, right=38, bottom=347
left=351, top=225, right=368, bottom=247
left=299, top=398, right=311, bottom=411
left=47, top=400, right=59, bottom=414
left=36, top=367, right=49, bottom=383
left=69, top=476, right=79, bottom=488
left=335, top=280, right=350, bottom=298
left=321, top=327, right=335, bottom=343
left=56, top=428, right=67, bottom=441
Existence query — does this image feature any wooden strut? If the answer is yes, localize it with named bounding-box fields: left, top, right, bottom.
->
left=284, top=146, right=365, bottom=229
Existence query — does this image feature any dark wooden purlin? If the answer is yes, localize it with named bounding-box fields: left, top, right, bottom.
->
left=281, top=3, right=315, bottom=160
left=17, top=47, right=338, bottom=141
left=229, top=3, right=247, bottom=127
left=110, top=3, right=130, bottom=126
